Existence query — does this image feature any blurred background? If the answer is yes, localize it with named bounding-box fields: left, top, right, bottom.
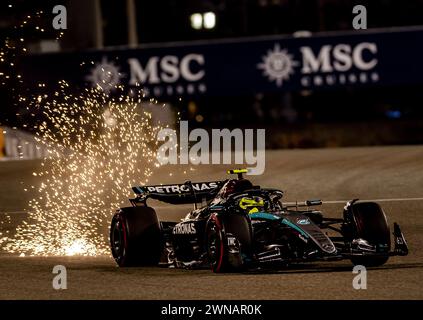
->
left=1, top=0, right=423, bottom=152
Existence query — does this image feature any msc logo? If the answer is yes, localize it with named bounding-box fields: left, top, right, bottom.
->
left=257, top=44, right=299, bottom=87
left=258, top=42, right=379, bottom=87
left=128, top=54, right=205, bottom=85
left=86, top=54, right=206, bottom=96
left=173, top=223, right=197, bottom=235
left=86, top=57, right=124, bottom=92
left=300, top=42, right=377, bottom=73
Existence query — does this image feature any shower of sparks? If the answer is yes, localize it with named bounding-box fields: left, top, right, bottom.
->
left=0, top=10, right=60, bottom=89
left=0, top=10, right=174, bottom=256
left=2, top=83, right=168, bottom=256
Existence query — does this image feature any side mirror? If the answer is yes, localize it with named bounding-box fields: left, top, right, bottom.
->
left=271, top=190, right=284, bottom=200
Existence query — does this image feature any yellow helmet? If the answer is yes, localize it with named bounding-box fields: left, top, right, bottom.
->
left=239, top=196, right=265, bottom=214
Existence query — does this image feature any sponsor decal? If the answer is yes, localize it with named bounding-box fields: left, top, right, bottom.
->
left=22, top=29, right=423, bottom=97
left=257, top=44, right=299, bottom=87
left=86, top=57, right=125, bottom=92
left=86, top=53, right=206, bottom=97
left=258, top=42, right=379, bottom=88
left=173, top=223, right=196, bottom=235
left=323, top=243, right=335, bottom=251
left=146, top=182, right=219, bottom=194
left=296, top=218, right=310, bottom=225
left=298, top=234, right=308, bottom=243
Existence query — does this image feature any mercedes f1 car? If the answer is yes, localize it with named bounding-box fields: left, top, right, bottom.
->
left=110, top=169, right=408, bottom=272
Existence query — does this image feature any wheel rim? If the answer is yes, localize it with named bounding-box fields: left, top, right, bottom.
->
left=207, top=220, right=224, bottom=271
left=111, top=216, right=126, bottom=263
left=208, top=224, right=219, bottom=265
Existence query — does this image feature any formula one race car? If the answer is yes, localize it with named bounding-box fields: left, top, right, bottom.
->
left=110, top=169, right=408, bottom=272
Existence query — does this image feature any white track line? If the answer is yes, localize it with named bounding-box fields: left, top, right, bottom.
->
left=1, top=197, right=423, bottom=214
left=0, top=211, right=27, bottom=214
left=282, top=198, right=423, bottom=206
left=151, top=197, right=423, bottom=209
left=319, top=197, right=423, bottom=205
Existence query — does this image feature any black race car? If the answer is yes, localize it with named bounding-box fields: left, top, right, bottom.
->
left=110, top=169, right=408, bottom=272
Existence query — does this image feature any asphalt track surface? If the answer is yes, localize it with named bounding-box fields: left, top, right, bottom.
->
left=0, top=146, right=422, bottom=299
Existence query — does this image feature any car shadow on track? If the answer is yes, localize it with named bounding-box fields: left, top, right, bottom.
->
left=98, top=262, right=423, bottom=277
left=242, top=262, right=423, bottom=275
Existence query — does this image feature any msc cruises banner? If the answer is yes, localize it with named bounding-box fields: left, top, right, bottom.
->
left=21, top=27, right=423, bottom=98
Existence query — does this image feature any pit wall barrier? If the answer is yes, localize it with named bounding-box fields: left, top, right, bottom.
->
left=0, top=127, right=49, bottom=160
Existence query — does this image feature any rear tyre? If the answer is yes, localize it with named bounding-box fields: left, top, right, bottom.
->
left=110, top=206, right=162, bottom=267
left=346, top=202, right=391, bottom=267
left=206, top=214, right=252, bottom=273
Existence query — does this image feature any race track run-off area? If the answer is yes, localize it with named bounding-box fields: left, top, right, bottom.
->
left=0, top=146, right=422, bottom=299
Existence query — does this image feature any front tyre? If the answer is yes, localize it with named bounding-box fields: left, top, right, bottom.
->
left=206, top=213, right=252, bottom=273
left=345, top=202, right=391, bottom=267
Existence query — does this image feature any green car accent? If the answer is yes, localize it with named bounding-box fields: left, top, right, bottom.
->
left=249, top=212, right=310, bottom=238
left=249, top=212, right=280, bottom=221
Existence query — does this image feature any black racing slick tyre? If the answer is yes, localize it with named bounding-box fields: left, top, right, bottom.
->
left=347, top=202, right=391, bottom=267
left=110, top=206, right=162, bottom=267
left=206, top=214, right=252, bottom=273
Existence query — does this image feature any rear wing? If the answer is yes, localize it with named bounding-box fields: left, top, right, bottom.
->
left=132, top=181, right=226, bottom=205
